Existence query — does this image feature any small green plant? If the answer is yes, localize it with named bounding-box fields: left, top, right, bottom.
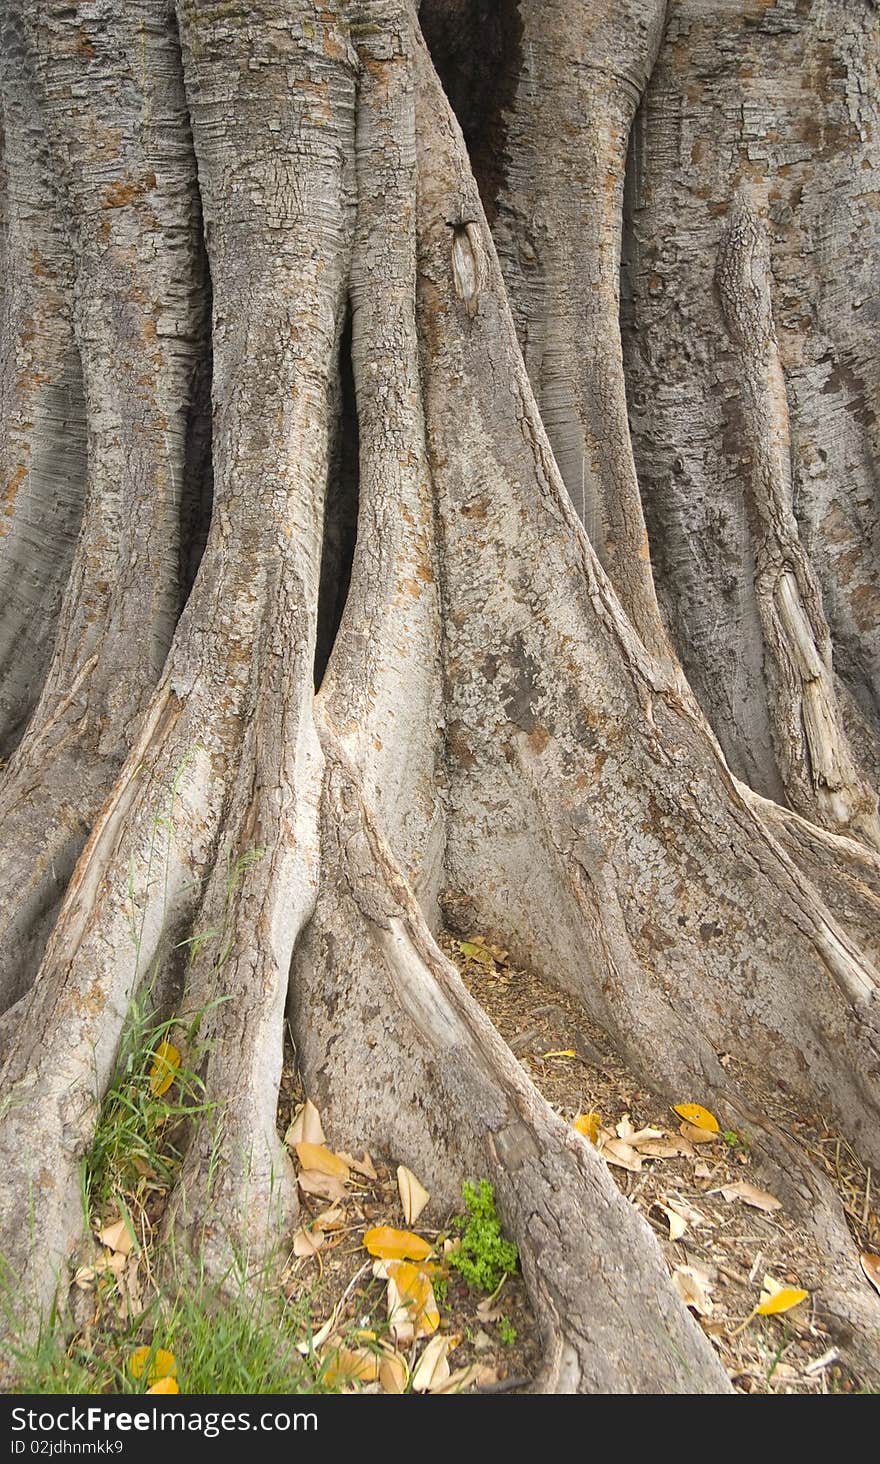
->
left=722, top=1129, right=750, bottom=1155
left=497, top=1315, right=517, bottom=1347
left=448, top=1179, right=518, bottom=1293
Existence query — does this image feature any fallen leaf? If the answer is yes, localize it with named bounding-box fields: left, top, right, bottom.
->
left=148, top=1041, right=180, bottom=1098
left=321, top=1344, right=379, bottom=1386
left=628, top=1127, right=667, bottom=1148
left=572, top=1111, right=601, bottom=1143
left=658, top=1204, right=688, bottom=1241
left=636, top=1138, right=689, bottom=1159
left=717, top=1180, right=781, bottom=1213
left=597, top=1131, right=642, bottom=1172
left=297, top=1170, right=348, bottom=1203
left=313, top=1206, right=346, bottom=1231
left=293, top=1226, right=325, bottom=1259
left=430, top=1364, right=481, bottom=1394
left=679, top=1121, right=717, bottom=1145
left=672, top=1265, right=713, bottom=1316
left=458, top=940, right=495, bottom=965
left=73, top=1266, right=96, bottom=1291
left=378, top=1351, right=409, bottom=1394
left=147, top=1378, right=180, bottom=1395
left=363, top=1226, right=433, bottom=1262
left=411, top=1335, right=451, bottom=1393
left=476, top=1296, right=505, bottom=1324
left=130, top=1347, right=176, bottom=1384
left=860, top=1252, right=880, bottom=1296
left=294, top=1142, right=350, bottom=1179
left=386, top=1261, right=440, bottom=1342
left=666, top=1197, right=710, bottom=1226
left=542, top=1049, right=576, bottom=1059
left=97, top=1218, right=133, bottom=1256
left=396, top=1165, right=430, bottom=1225
left=672, top=1103, right=720, bottom=1133
left=337, top=1150, right=378, bottom=1180
left=285, top=1098, right=325, bottom=1148
left=693, top=1160, right=712, bottom=1179
left=756, top=1282, right=809, bottom=1316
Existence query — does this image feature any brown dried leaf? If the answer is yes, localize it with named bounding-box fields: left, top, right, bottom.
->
left=657, top=1204, right=688, bottom=1241
left=313, top=1206, right=346, bottom=1231
left=671, top=1264, right=713, bottom=1315
left=411, top=1334, right=451, bottom=1393
left=679, top=1121, right=717, bottom=1145
left=97, top=1218, right=133, bottom=1256
left=860, top=1251, right=880, bottom=1296
left=293, top=1226, right=325, bottom=1258
left=337, top=1150, right=378, bottom=1180
left=717, top=1180, right=781, bottom=1213
left=397, top=1165, right=430, bottom=1226
left=321, top=1344, right=379, bottom=1386
left=378, top=1351, right=409, bottom=1394
left=285, top=1098, right=326, bottom=1149
left=430, top=1364, right=482, bottom=1394
left=598, top=1131, right=642, bottom=1172
left=297, top=1169, right=348, bottom=1202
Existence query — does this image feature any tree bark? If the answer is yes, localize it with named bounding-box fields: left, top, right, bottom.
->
left=0, top=0, right=878, bottom=1393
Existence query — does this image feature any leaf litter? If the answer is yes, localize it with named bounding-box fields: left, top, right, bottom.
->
left=440, top=929, right=877, bottom=1395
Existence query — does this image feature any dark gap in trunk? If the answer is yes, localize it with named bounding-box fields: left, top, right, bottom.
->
left=169, top=1, right=214, bottom=606
left=179, top=257, right=214, bottom=605
left=419, top=0, right=523, bottom=222
left=314, top=305, right=359, bottom=689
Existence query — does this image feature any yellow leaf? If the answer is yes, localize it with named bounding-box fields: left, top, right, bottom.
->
left=148, top=1042, right=180, bottom=1098
left=573, top=1111, right=601, bottom=1143
left=363, top=1226, right=433, bottom=1261
left=294, top=1142, right=350, bottom=1179
left=321, top=1345, right=379, bottom=1386
left=397, top=1165, right=430, bottom=1226
left=130, top=1347, right=177, bottom=1384
left=386, top=1261, right=440, bottom=1341
left=672, top=1103, right=719, bottom=1133
left=542, top=1049, right=576, bottom=1059
left=756, top=1286, right=809, bottom=1316
left=147, top=1377, right=180, bottom=1395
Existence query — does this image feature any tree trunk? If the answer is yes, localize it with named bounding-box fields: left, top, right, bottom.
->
left=0, top=0, right=878, bottom=1394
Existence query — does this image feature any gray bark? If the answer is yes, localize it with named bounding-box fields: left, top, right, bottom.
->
left=0, top=0, right=877, bottom=1394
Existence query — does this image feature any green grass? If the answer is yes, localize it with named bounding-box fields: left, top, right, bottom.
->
left=7, top=1269, right=340, bottom=1395
left=82, top=993, right=214, bottom=1227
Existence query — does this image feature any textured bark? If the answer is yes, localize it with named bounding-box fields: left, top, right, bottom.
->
left=0, top=0, right=878, bottom=1395
left=623, top=0, right=880, bottom=835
